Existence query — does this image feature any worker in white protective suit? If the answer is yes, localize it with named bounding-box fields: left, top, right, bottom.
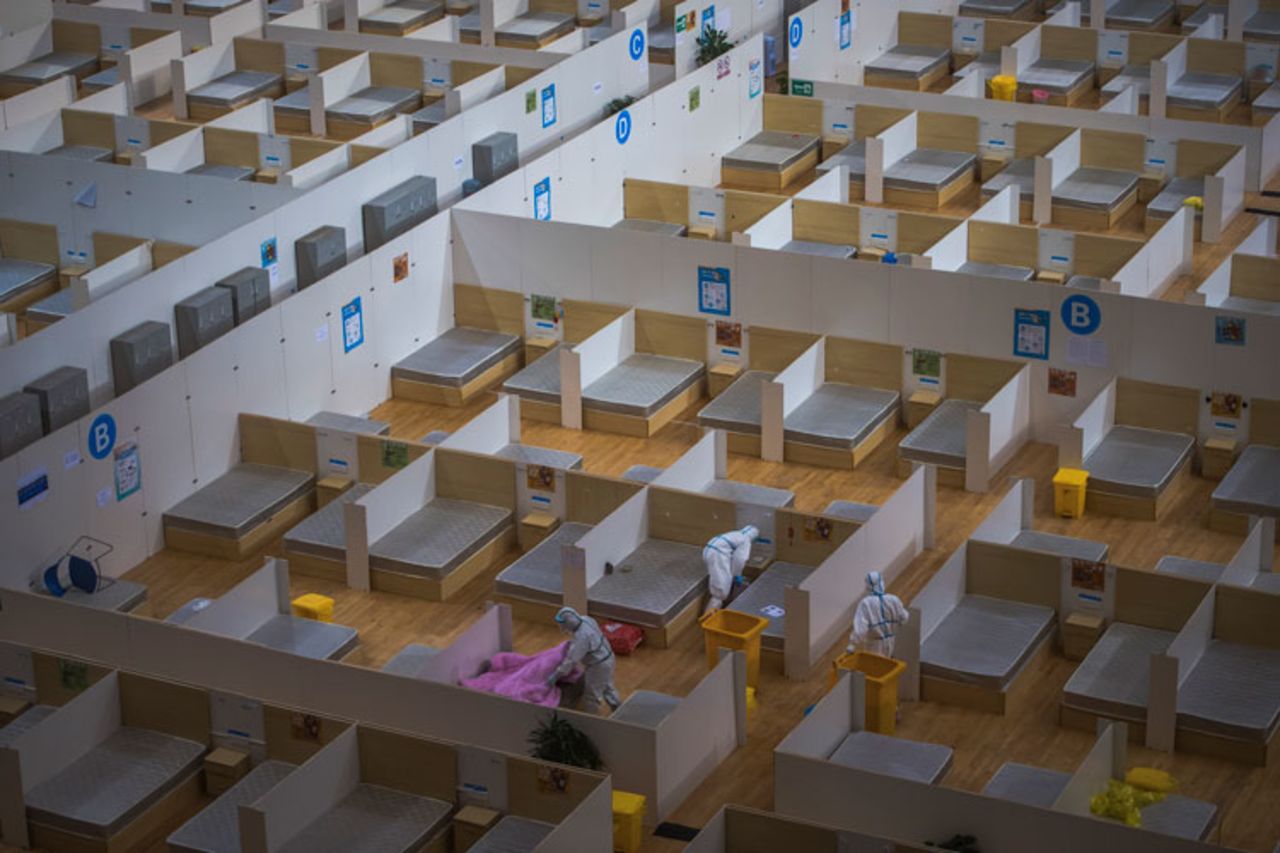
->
left=846, top=571, right=909, bottom=656
left=548, top=607, right=621, bottom=714
left=702, top=525, right=760, bottom=614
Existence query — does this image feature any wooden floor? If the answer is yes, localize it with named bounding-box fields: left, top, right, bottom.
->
left=107, top=389, right=1280, bottom=853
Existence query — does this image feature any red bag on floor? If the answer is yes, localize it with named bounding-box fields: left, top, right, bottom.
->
left=601, top=621, right=644, bottom=655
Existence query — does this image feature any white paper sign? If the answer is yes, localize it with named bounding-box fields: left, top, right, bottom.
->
left=1067, top=336, right=1108, bottom=367
left=285, top=43, right=319, bottom=73
left=979, top=117, right=1015, bottom=156
left=315, top=324, right=328, bottom=343
left=259, top=134, right=292, bottom=172
left=1097, top=30, right=1129, bottom=67
left=114, top=115, right=151, bottom=153
left=859, top=208, right=898, bottom=250
left=1246, top=43, right=1279, bottom=83
left=211, top=691, right=266, bottom=741
left=952, top=17, right=984, bottom=55
left=1037, top=228, right=1075, bottom=272
left=1143, top=136, right=1177, bottom=177
left=823, top=101, right=852, bottom=138
left=687, top=186, right=726, bottom=238
left=422, top=57, right=452, bottom=88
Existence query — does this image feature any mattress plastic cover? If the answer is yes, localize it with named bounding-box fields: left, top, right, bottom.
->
left=613, top=218, right=688, bottom=237
left=469, top=816, right=555, bottom=853
left=371, top=497, right=512, bottom=579
left=1067, top=275, right=1106, bottom=291
left=921, top=594, right=1055, bottom=689
left=188, top=163, right=256, bottom=181
left=866, top=44, right=950, bottom=79
left=697, top=369, right=775, bottom=434
left=327, top=86, right=420, bottom=123
left=284, top=483, right=373, bottom=560
left=722, top=131, right=820, bottom=173
left=1245, top=8, right=1280, bottom=39
left=727, top=560, right=814, bottom=650
left=704, top=478, right=794, bottom=509
left=582, top=353, right=705, bottom=417
left=45, top=143, right=113, bottom=162
left=1177, top=639, right=1280, bottom=742
left=828, top=731, right=953, bottom=784
left=1154, top=555, right=1225, bottom=584
left=884, top=148, right=976, bottom=192
left=622, top=465, right=664, bottom=483
left=1007, top=530, right=1107, bottom=562
left=0, top=51, right=96, bottom=84
left=783, top=383, right=900, bottom=449
left=958, top=261, right=1034, bottom=281
left=188, top=70, right=282, bottom=106
left=168, top=760, right=295, bottom=853
left=817, top=140, right=866, bottom=178
left=781, top=240, right=856, bottom=259
left=0, top=257, right=56, bottom=301
left=1017, top=59, right=1095, bottom=95
left=960, top=0, right=1033, bottom=14
left=1148, top=176, right=1205, bottom=219
left=1052, top=167, right=1139, bottom=212
left=1106, top=0, right=1174, bottom=26
left=503, top=344, right=563, bottom=404
left=1062, top=622, right=1174, bottom=720
left=588, top=538, right=706, bottom=627
left=246, top=614, right=358, bottom=660
left=381, top=643, right=440, bottom=676
left=496, top=442, right=583, bottom=470
left=275, top=784, right=452, bottom=853
left=55, top=579, right=148, bottom=612
left=0, top=704, right=54, bottom=748
left=899, top=398, right=981, bottom=468
left=495, top=521, right=591, bottom=602
left=274, top=86, right=311, bottom=116
left=496, top=11, right=575, bottom=42
left=25, top=727, right=205, bottom=838
left=611, top=690, right=681, bottom=727
left=392, top=327, right=522, bottom=388
left=1167, top=72, right=1241, bottom=109
left=163, top=464, right=315, bottom=539
left=307, top=411, right=390, bottom=435
left=981, top=157, right=1034, bottom=199
left=1083, top=425, right=1193, bottom=498
left=823, top=500, right=878, bottom=523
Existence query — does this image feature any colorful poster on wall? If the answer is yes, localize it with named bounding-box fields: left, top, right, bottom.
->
left=715, top=320, right=742, bottom=350
left=697, top=266, right=731, bottom=315
left=290, top=712, right=321, bottom=741
left=716, top=54, right=731, bottom=79
left=59, top=659, right=89, bottom=691
left=17, top=467, right=49, bottom=511
left=540, top=83, right=557, bottom=129
left=393, top=252, right=409, bottom=283
left=260, top=236, right=279, bottom=286
left=1215, top=315, right=1246, bottom=346
left=525, top=89, right=537, bottom=113
left=748, top=58, right=762, bottom=98
left=839, top=10, right=851, bottom=49
left=1210, top=391, right=1243, bottom=420
left=527, top=464, right=556, bottom=493
left=342, top=297, right=364, bottom=353
left=802, top=516, right=833, bottom=541
left=114, top=442, right=141, bottom=502
left=1071, top=558, right=1107, bottom=594
left=701, top=4, right=716, bottom=33
left=1013, top=308, right=1050, bottom=360
left=530, top=294, right=561, bottom=333
left=688, top=85, right=701, bottom=112
left=381, top=440, right=410, bottom=469
left=1048, top=368, right=1077, bottom=397
left=533, top=178, right=551, bottom=221
left=911, top=349, right=941, bottom=379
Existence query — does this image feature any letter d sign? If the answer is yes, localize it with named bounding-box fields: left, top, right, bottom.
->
left=88, top=414, right=116, bottom=460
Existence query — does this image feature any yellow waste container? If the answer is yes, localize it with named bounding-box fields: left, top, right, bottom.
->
left=990, top=74, right=1017, bottom=101
left=700, top=609, right=769, bottom=688
left=291, top=593, right=334, bottom=622
left=611, top=790, right=646, bottom=853
left=830, top=652, right=907, bottom=735
left=1053, top=468, right=1089, bottom=519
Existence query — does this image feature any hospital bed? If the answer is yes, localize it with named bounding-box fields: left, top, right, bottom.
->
left=0, top=256, right=59, bottom=315
left=721, top=131, right=822, bottom=192
left=695, top=369, right=775, bottom=455
left=273, top=784, right=453, bottom=853
left=359, top=0, right=445, bottom=34
left=980, top=157, right=1034, bottom=219
left=1102, top=65, right=1151, bottom=108
left=611, top=690, right=680, bottom=726
left=284, top=483, right=372, bottom=579
left=469, top=816, right=556, bottom=853
left=1166, top=71, right=1243, bottom=123
left=827, top=731, right=953, bottom=784
left=1062, top=621, right=1175, bottom=725
left=152, top=0, right=248, bottom=13
left=726, top=560, right=814, bottom=651
left=622, top=465, right=664, bottom=482
left=612, top=218, right=689, bottom=237
left=501, top=344, right=566, bottom=422
left=246, top=614, right=359, bottom=660
left=783, top=382, right=901, bottom=468
left=1180, top=2, right=1225, bottom=31
left=864, top=44, right=952, bottom=92
left=381, top=643, right=443, bottom=677
left=823, top=499, right=878, bottom=524
left=186, top=70, right=285, bottom=121
left=1002, top=529, right=1108, bottom=561
left=958, top=0, right=1038, bottom=18
left=273, top=86, right=312, bottom=135
left=495, top=521, right=592, bottom=612
left=459, top=11, right=577, bottom=47
left=163, top=463, right=316, bottom=560
left=957, top=261, right=1035, bottom=281
left=1145, top=176, right=1204, bottom=235
left=1055, top=0, right=1175, bottom=28
left=325, top=86, right=422, bottom=140
left=307, top=410, right=391, bottom=435
left=588, top=538, right=707, bottom=646
left=410, top=101, right=447, bottom=134
left=898, top=399, right=983, bottom=485
left=0, top=51, right=97, bottom=97
left=982, top=762, right=1218, bottom=840
left=24, top=727, right=206, bottom=848
left=81, top=65, right=118, bottom=94
left=1051, top=166, right=1141, bottom=230
left=187, top=163, right=256, bottom=181
left=1176, top=639, right=1280, bottom=760
left=1253, top=80, right=1280, bottom=125
left=1244, top=7, right=1280, bottom=41
left=393, top=326, right=523, bottom=406
left=820, top=140, right=977, bottom=208
left=1081, top=424, right=1194, bottom=519
left=45, top=143, right=113, bottom=162
left=497, top=442, right=582, bottom=470
left=781, top=240, right=857, bottom=259
left=952, top=50, right=999, bottom=80
left=1154, top=555, right=1225, bottom=583
left=24, top=287, right=75, bottom=332
left=1210, top=444, right=1280, bottom=535
left=167, top=760, right=295, bottom=853
left=1017, top=59, right=1096, bottom=106
left=370, top=497, right=514, bottom=600
left=582, top=353, right=705, bottom=436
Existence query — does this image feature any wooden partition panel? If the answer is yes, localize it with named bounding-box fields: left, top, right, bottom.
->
left=0, top=220, right=60, bottom=267
left=763, top=92, right=823, bottom=135
left=1072, top=234, right=1143, bottom=278
left=563, top=299, right=627, bottom=344
left=792, top=200, right=858, bottom=245
left=917, top=112, right=978, bottom=154
left=725, top=806, right=839, bottom=852
left=453, top=61, right=498, bottom=85
left=290, top=137, right=341, bottom=167
left=506, top=756, right=602, bottom=822
left=1186, top=38, right=1245, bottom=76
left=204, top=128, right=260, bottom=168
left=529, top=0, right=578, bottom=16
left=239, top=414, right=319, bottom=472
left=1214, top=585, right=1280, bottom=650
left=233, top=37, right=285, bottom=73
left=1081, top=129, right=1145, bottom=172
left=131, top=27, right=171, bottom=47
left=32, top=652, right=111, bottom=707
left=1113, top=567, right=1210, bottom=631
left=983, top=19, right=1036, bottom=48
left=1248, top=397, right=1280, bottom=445
left=965, top=541, right=1061, bottom=609
left=854, top=105, right=911, bottom=140
left=946, top=354, right=1021, bottom=402
left=153, top=242, right=195, bottom=268
left=434, top=449, right=517, bottom=509
left=898, top=12, right=953, bottom=48
left=504, top=65, right=540, bottom=89
left=356, top=434, right=430, bottom=485
left=748, top=326, right=822, bottom=371
left=824, top=337, right=902, bottom=391
left=774, top=509, right=859, bottom=566
left=119, top=672, right=211, bottom=745
left=1228, top=254, right=1280, bottom=302
left=1128, top=32, right=1180, bottom=65
left=150, top=120, right=196, bottom=147
left=897, top=213, right=963, bottom=254
left=52, top=19, right=101, bottom=55
left=1040, top=25, right=1098, bottom=62
left=93, top=232, right=147, bottom=265
left=566, top=472, right=643, bottom=524
left=371, top=52, right=426, bottom=90
left=1013, top=122, right=1074, bottom=159
left=622, top=179, right=690, bottom=225
left=636, top=309, right=705, bottom=362
left=453, top=283, right=525, bottom=334
left=358, top=725, right=458, bottom=801
left=1114, top=378, right=1199, bottom=435
left=264, top=704, right=350, bottom=763
left=316, top=46, right=363, bottom=71
left=968, top=222, right=1038, bottom=267
left=61, top=110, right=115, bottom=149
left=725, top=190, right=787, bottom=234
left=648, top=488, right=736, bottom=546
left=1176, top=140, right=1239, bottom=178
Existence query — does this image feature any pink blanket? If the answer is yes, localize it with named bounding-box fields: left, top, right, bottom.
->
left=461, top=642, right=579, bottom=707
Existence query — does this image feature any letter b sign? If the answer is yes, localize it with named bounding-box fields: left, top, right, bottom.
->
left=1061, top=294, right=1101, bottom=336
left=88, top=414, right=116, bottom=460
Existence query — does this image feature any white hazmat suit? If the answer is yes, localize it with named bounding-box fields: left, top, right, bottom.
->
left=549, top=606, right=621, bottom=714
left=702, top=525, right=759, bottom=614
left=847, top=571, right=909, bottom=657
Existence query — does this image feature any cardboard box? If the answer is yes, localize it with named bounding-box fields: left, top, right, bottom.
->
left=204, top=747, right=249, bottom=795
left=1063, top=612, right=1104, bottom=662
left=524, top=335, right=558, bottom=364
left=0, top=694, right=31, bottom=726
left=454, top=805, right=501, bottom=852
left=687, top=225, right=716, bottom=240
left=520, top=511, right=559, bottom=551
left=316, top=475, right=353, bottom=508
left=905, top=390, right=942, bottom=429
left=708, top=362, right=742, bottom=397
left=1201, top=437, right=1237, bottom=481
left=1035, top=270, right=1066, bottom=285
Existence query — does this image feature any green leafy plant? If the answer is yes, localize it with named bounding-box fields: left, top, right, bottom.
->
left=603, top=95, right=636, bottom=118
left=775, top=69, right=789, bottom=95
left=695, top=28, right=734, bottom=67
left=528, top=713, right=604, bottom=770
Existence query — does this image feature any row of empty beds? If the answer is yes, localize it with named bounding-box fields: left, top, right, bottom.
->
left=817, top=139, right=978, bottom=207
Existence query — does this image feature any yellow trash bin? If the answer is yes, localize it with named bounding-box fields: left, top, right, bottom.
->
left=990, top=74, right=1017, bottom=101
left=830, top=652, right=907, bottom=735
left=700, top=609, right=769, bottom=688
left=611, top=790, right=646, bottom=853
left=1053, top=468, right=1089, bottom=519
left=291, top=593, right=334, bottom=622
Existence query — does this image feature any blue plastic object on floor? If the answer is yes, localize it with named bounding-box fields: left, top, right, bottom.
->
left=882, top=252, right=898, bottom=265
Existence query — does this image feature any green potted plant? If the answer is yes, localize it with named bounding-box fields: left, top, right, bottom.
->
left=604, top=95, right=637, bottom=118
left=695, top=28, right=734, bottom=67
left=528, top=713, right=604, bottom=770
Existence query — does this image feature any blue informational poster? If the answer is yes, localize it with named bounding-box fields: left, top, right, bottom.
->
left=749, top=58, right=763, bottom=98
left=534, top=178, right=552, bottom=221
left=702, top=4, right=716, bottom=33
left=839, top=11, right=851, bottom=49
left=540, top=83, right=557, bottom=129
left=1013, top=308, right=1050, bottom=360
left=342, top=297, right=364, bottom=353
left=697, top=266, right=731, bottom=316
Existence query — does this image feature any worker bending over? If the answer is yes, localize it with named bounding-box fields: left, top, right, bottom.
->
left=548, top=607, right=621, bottom=714
left=702, top=525, right=759, bottom=614
left=847, top=571, right=909, bottom=656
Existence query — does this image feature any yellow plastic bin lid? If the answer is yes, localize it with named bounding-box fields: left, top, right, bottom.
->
left=833, top=651, right=905, bottom=684
left=612, top=790, right=646, bottom=816
left=700, top=609, right=769, bottom=639
left=1053, top=467, right=1089, bottom=487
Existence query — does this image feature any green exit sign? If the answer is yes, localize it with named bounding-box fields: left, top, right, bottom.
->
left=790, top=79, right=814, bottom=97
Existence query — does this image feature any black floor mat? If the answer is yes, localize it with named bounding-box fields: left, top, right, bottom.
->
left=654, top=822, right=700, bottom=841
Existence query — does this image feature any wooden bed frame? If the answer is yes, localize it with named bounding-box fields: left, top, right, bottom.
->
left=582, top=378, right=706, bottom=438
left=863, top=63, right=950, bottom=93
left=786, top=415, right=896, bottom=470
left=1084, top=456, right=1191, bottom=521
left=164, top=491, right=315, bottom=561
left=882, top=168, right=976, bottom=210
left=1166, top=91, right=1242, bottom=124
left=1051, top=189, right=1139, bottom=231
left=720, top=149, right=819, bottom=193
left=369, top=526, right=517, bottom=600
left=922, top=637, right=1055, bottom=716
left=392, top=350, right=524, bottom=407
left=1061, top=703, right=1279, bottom=767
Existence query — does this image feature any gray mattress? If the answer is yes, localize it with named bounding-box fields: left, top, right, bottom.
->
left=1148, top=177, right=1205, bottom=220
left=1181, top=3, right=1225, bottom=31
left=245, top=614, right=358, bottom=660
left=327, top=86, right=420, bottom=124
left=1212, top=444, right=1280, bottom=517
left=392, top=327, right=522, bottom=388
left=503, top=346, right=563, bottom=404
left=1062, top=622, right=1175, bottom=720
left=1154, top=555, right=1225, bottom=584
left=274, top=86, right=311, bottom=116
left=1103, top=65, right=1151, bottom=97
left=283, top=483, right=373, bottom=561
left=622, top=465, right=664, bottom=483
left=25, top=727, right=205, bottom=839
left=162, top=464, right=315, bottom=539
left=610, top=689, right=680, bottom=727
left=495, top=11, right=575, bottom=43
left=981, top=157, right=1034, bottom=200
left=370, top=497, right=512, bottom=579
left=1252, top=572, right=1280, bottom=594
left=187, top=163, right=256, bottom=181
left=1017, top=59, right=1095, bottom=95
left=495, top=442, right=583, bottom=470
left=361, top=4, right=437, bottom=29
left=899, top=398, right=981, bottom=468
left=168, top=760, right=295, bottom=853
left=1177, top=639, right=1280, bottom=742
left=410, top=101, right=446, bottom=133
left=613, top=218, right=688, bottom=237
left=1067, top=275, right=1106, bottom=291
left=783, top=383, right=900, bottom=449
left=722, top=131, right=820, bottom=173
left=959, top=0, right=1034, bottom=14
left=817, top=140, right=866, bottom=178
left=381, top=643, right=439, bottom=676
left=0, top=704, right=55, bottom=748
left=1216, top=295, right=1280, bottom=317
left=921, top=594, right=1056, bottom=689
left=46, top=143, right=113, bottom=162
left=1254, top=82, right=1280, bottom=112
left=1053, top=167, right=1139, bottom=212
left=0, top=51, right=96, bottom=85
left=866, top=44, right=950, bottom=80
left=1083, top=425, right=1193, bottom=499
left=958, top=261, right=1034, bottom=281
left=1245, top=8, right=1280, bottom=40
left=885, top=148, right=976, bottom=192
left=51, top=578, right=148, bottom=612
left=1007, top=530, right=1108, bottom=562
left=704, top=478, right=794, bottom=509
left=1167, top=72, right=1241, bottom=110
left=828, top=731, right=953, bottom=784
left=275, top=784, right=452, bottom=853
left=187, top=70, right=282, bottom=107
left=588, top=538, right=706, bottom=627
left=781, top=240, right=856, bottom=259
left=823, top=500, right=878, bottom=523
left=307, top=410, right=390, bottom=435
left=1106, top=0, right=1174, bottom=26
left=582, top=353, right=705, bottom=418
left=0, top=257, right=56, bottom=302
left=726, top=560, right=814, bottom=650
left=469, top=816, right=555, bottom=853
left=697, top=370, right=775, bottom=434
left=495, top=521, right=591, bottom=603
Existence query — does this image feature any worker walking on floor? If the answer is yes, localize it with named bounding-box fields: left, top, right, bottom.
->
left=549, top=606, right=621, bottom=714
left=847, top=571, right=909, bottom=657
left=702, top=525, right=760, bottom=614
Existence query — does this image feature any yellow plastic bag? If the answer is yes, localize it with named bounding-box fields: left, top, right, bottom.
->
left=1090, top=780, right=1166, bottom=828
left=1125, top=767, right=1177, bottom=793
left=1182, top=195, right=1204, bottom=211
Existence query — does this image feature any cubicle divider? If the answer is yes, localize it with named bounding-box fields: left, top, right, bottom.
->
left=672, top=0, right=784, bottom=78
left=0, top=76, right=76, bottom=133
left=54, top=0, right=265, bottom=52
left=562, top=487, right=647, bottom=614
left=761, top=338, right=822, bottom=462
left=181, top=559, right=293, bottom=638
left=965, top=364, right=1031, bottom=492
left=1195, top=217, right=1279, bottom=305
left=393, top=602, right=514, bottom=684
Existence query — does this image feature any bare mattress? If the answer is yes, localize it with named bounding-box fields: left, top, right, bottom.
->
left=921, top=594, right=1055, bottom=690
left=1016, top=59, right=1095, bottom=95
left=1062, top=622, right=1175, bottom=720
left=246, top=614, right=358, bottom=660
left=502, top=344, right=563, bottom=404
left=326, top=86, right=420, bottom=124
left=1083, top=425, right=1193, bottom=498
left=783, top=383, right=900, bottom=449
left=284, top=483, right=373, bottom=560
left=722, top=131, right=820, bottom=173
left=168, top=760, right=295, bottom=853
left=727, top=560, right=815, bottom=650
left=495, top=521, right=592, bottom=603
left=884, top=149, right=977, bottom=192
left=162, top=464, right=315, bottom=539
left=469, top=816, right=556, bottom=853
left=1007, top=529, right=1107, bottom=562
left=275, top=784, right=452, bottom=853
left=187, top=70, right=283, bottom=107
left=828, top=731, right=953, bottom=784
left=899, top=398, right=981, bottom=468
left=866, top=44, right=950, bottom=79
left=370, top=497, right=511, bottom=579
left=1211, top=444, right=1280, bottom=517
left=1177, top=639, right=1280, bottom=742
left=1052, top=167, right=1139, bottom=212
left=696, top=369, right=775, bottom=434
left=392, top=326, right=522, bottom=388
left=588, top=538, right=706, bottom=627
left=582, top=353, right=705, bottom=418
